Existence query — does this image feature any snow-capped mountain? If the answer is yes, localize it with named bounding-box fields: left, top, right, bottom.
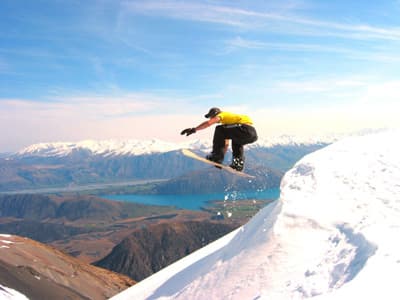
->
left=111, top=129, right=400, bottom=299
left=13, top=134, right=340, bottom=158
left=3, top=135, right=330, bottom=192
left=14, top=139, right=212, bottom=158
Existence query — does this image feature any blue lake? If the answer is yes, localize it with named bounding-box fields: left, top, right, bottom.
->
left=102, top=188, right=280, bottom=211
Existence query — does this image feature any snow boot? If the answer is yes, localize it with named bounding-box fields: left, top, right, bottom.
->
left=230, top=157, right=244, bottom=171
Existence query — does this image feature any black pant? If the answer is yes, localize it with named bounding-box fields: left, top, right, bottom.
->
left=212, top=124, right=258, bottom=161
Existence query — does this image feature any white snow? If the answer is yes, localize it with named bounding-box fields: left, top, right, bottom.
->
left=0, top=285, right=29, bottom=300
left=0, top=234, right=12, bottom=238
left=0, top=235, right=15, bottom=249
left=111, top=129, right=400, bottom=300
left=0, top=240, right=14, bottom=244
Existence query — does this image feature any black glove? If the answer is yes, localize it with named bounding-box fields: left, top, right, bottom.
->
left=181, top=128, right=196, bottom=136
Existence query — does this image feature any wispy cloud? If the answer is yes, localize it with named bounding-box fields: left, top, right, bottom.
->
left=0, top=93, right=164, bottom=122
left=225, top=36, right=400, bottom=63
left=122, top=0, right=400, bottom=41
left=2, top=77, right=400, bottom=152
left=226, top=36, right=351, bottom=52
left=0, top=93, right=201, bottom=150
left=122, top=1, right=256, bottom=27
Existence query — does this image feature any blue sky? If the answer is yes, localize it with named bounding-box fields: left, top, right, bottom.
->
left=1, top=0, right=400, bottom=151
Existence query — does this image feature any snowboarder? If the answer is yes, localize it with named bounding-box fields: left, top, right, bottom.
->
left=181, top=107, right=258, bottom=171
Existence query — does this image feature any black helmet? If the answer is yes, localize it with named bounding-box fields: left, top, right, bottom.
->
left=204, top=107, right=221, bottom=118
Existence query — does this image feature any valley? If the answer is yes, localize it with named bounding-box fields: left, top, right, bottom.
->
left=0, top=193, right=264, bottom=281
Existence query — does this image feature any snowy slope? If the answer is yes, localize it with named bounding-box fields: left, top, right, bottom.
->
left=0, top=285, right=29, bottom=300
left=111, top=129, right=400, bottom=300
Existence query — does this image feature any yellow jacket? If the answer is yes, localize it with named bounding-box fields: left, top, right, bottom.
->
left=217, top=111, right=253, bottom=125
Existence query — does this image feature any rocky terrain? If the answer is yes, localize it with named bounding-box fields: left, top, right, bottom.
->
left=0, top=234, right=134, bottom=300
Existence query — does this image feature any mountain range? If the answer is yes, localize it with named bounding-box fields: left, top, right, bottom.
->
left=0, top=137, right=330, bottom=193
left=12, top=135, right=338, bottom=158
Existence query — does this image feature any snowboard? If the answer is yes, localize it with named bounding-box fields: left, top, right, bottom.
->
left=181, top=149, right=255, bottom=178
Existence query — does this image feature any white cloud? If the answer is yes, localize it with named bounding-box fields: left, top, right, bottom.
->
left=0, top=93, right=208, bottom=151
left=123, top=1, right=260, bottom=28
left=1, top=95, right=154, bottom=120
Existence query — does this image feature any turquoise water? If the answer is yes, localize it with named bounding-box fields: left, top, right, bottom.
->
left=102, top=188, right=280, bottom=211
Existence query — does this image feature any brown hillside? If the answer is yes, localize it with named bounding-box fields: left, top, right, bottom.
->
left=0, top=234, right=135, bottom=300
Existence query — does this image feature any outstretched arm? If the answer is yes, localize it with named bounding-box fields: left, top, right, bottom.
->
left=181, top=116, right=220, bottom=136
